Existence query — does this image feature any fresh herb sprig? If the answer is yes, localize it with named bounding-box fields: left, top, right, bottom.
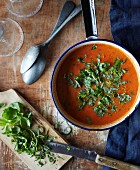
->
left=0, top=102, right=56, bottom=166
left=64, top=47, right=131, bottom=118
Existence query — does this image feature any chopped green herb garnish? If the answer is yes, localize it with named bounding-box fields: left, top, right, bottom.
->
left=91, top=45, right=97, bottom=50
left=67, top=145, right=71, bottom=151
left=0, top=102, right=56, bottom=166
left=99, top=62, right=110, bottom=72
left=69, top=72, right=73, bottom=76
left=86, top=117, right=92, bottom=124
left=117, top=93, right=131, bottom=103
left=64, top=54, right=131, bottom=117
left=77, top=54, right=87, bottom=63
left=111, top=105, right=117, bottom=112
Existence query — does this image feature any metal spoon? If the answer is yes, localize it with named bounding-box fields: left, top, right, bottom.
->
left=22, top=4, right=82, bottom=84
left=20, top=1, right=76, bottom=74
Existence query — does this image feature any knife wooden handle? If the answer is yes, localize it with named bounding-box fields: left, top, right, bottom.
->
left=95, top=154, right=140, bottom=170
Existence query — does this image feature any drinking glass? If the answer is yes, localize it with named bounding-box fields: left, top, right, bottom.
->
left=7, top=0, right=43, bottom=18
left=0, top=18, right=24, bottom=57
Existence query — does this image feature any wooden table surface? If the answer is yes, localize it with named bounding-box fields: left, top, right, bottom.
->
left=0, top=0, right=112, bottom=170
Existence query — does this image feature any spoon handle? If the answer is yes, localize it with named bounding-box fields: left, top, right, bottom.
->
left=50, top=1, right=76, bottom=36
left=43, top=4, right=82, bottom=46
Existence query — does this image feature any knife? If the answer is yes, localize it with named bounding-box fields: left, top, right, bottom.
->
left=48, top=142, right=140, bottom=170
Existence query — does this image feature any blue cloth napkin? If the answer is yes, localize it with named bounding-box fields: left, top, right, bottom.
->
left=104, top=0, right=140, bottom=169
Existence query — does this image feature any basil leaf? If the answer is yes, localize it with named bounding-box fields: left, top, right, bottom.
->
left=86, top=117, right=92, bottom=124
left=0, top=118, right=7, bottom=126
left=9, top=102, right=24, bottom=112
left=99, top=62, right=110, bottom=72
left=91, top=45, right=97, bottom=50
left=20, top=117, right=31, bottom=129
left=2, top=107, right=18, bottom=120
left=78, top=101, right=86, bottom=110
left=11, top=126, right=21, bottom=134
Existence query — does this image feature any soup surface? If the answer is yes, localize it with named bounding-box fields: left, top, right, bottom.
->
left=56, top=43, right=139, bottom=126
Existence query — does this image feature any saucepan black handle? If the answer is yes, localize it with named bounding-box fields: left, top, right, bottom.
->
left=81, top=0, right=98, bottom=39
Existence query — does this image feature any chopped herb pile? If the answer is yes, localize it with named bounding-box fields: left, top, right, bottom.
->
left=0, top=102, right=56, bottom=166
left=91, top=45, right=97, bottom=50
left=64, top=47, right=131, bottom=118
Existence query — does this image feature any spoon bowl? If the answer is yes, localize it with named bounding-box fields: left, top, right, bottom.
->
left=20, top=45, right=41, bottom=74
left=22, top=52, right=46, bottom=84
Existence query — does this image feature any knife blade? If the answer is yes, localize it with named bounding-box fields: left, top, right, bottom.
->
left=48, top=141, right=97, bottom=161
left=48, top=142, right=140, bottom=170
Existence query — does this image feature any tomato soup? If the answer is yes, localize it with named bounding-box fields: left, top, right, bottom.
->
left=55, top=43, right=139, bottom=127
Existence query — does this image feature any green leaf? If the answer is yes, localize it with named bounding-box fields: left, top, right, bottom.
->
left=64, top=74, right=75, bottom=87
left=99, top=62, right=110, bottom=72
left=8, top=118, right=20, bottom=126
left=117, top=93, right=131, bottom=103
left=2, top=125, right=12, bottom=136
left=77, top=55, right=87, bottom=63
left=0, top=118, right=7, bottom=126
left=78, top=101, right=86, bottom=110
left=11, top=126, right=21, bottom=134
left=94, top=105, right=108, bottom=117
left=100, top=96, right=112, bottom=106
left=111, top=105, right=117, bottom=112
left=20, top=117, right=31, bottom=129
left=9, top=102, right=24, bottom=112
left=2, top=107, right=18, bottom=120
left=74, top=76, right=82, bottom=88
left=67, top=145, right=71, bottom=151
left=86, top=117, right=92, bottom=124
left=47, top=136, right=56, bottom=142
left=22, top=130, right=30, bottom=138
left=97, top=54, right=101, bottom=66
left=78, top=90, right=87, bottom=99
left=77, top=58, right=83, bottom=62
left=91, top=45, right=97, bottom=50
